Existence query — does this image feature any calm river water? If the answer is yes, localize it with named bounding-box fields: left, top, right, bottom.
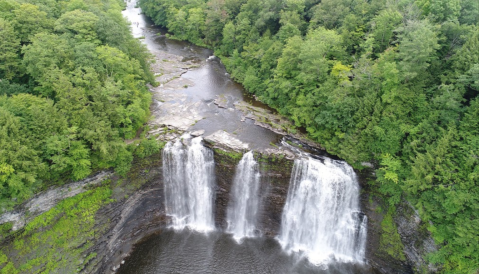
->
left=118, top=230, right=374, bottom=274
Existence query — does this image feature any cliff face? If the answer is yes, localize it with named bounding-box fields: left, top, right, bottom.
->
left=0, top=171, right=113, bottom=232
left=0, top=146, right=437, bottom=274
left=357, top=168, right=414, bottom=274
left=211, top=148, right=293, bottom=236
left=87, top=154, right=167, bottom=274
left=356, top=169, right=439, bottom=274
left=395, top=201, right=439, bottom=273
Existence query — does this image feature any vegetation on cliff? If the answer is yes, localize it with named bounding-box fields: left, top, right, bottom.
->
left=138, top=0, right=478, bottom=272
left=0, top=0, right=156, bottom=209
left=0, top=185, right=113, bottom=274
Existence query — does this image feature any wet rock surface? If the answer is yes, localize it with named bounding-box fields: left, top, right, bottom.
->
left=395, top=201, right=439, bottom=273
left=90, top=184, right=167, bottom=274
left=357, top=169, right=421, bottom=274
left=212, top=150, right=240, bottom=231
left=360, top=194, right=414, bottom=274
left=211, top=149, right=294, bottom=236
left=85, top=155, right=167, bottom=274
left=234, top=101, right=323, bottom=150
left=147, top=49, right=203, bottom=134
left=205, top=130, right=250, bottom=151
left=255, top=156, right=294, bottom=237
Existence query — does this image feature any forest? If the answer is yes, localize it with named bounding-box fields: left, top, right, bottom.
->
left=138, top=0, right=479, bottom=272
left=0, top=0, right=159, bottom=210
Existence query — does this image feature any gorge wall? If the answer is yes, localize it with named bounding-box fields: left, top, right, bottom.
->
left=0, top=143, right=437, bottom=274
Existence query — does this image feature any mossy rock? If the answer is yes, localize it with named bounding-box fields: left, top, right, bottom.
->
left=379, top=208, right=407, bottom=261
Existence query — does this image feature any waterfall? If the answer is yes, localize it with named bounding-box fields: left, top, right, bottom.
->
left=278, top=156, right=367, bottom=265
left=226, top=151, right=261, bottom=241
left=162, top=134, right=215, bottom=232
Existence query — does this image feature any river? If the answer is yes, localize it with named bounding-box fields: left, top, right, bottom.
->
left=123, top=0, right=281, bottom=150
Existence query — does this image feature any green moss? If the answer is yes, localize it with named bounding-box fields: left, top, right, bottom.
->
left=0, top=222, right=13, bottom=241
left=379, top=208, right=406, bottom=261
left=213, top=148, right=243, bottom=161
left=0, top=185, right=113, bottom=274
left=0, top=260, right=18, bottom=274
left=0, top=251, right=17, bottom=274
left=285, top=140, right=302, bottom=149
left=269, top=142, right=278, bottom=148
left=254, top=152, right=294, bottom=179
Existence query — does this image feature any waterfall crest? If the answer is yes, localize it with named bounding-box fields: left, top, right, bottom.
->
left=226, top=151, right=261, bottom=241
left=162, top=134, right=215, bottom=232
left=278, top=156, right=367, bottom=265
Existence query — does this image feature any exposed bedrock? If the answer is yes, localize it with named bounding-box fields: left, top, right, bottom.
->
left=86, top=155, right=168, bottom=274
left=209, top=146, right=293, bottom=236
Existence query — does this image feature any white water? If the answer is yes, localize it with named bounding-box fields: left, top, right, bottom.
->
left=278, top=156, right=367, bottom=265
left=226, top=151, right=261, bottom=241
left=162, top=134, right=215, bottom=232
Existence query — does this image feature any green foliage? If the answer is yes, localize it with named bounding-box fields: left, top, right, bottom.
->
left=13, top=3, right=53, bottom=43
left=0, top=18, right=21, bottom=80
left=0, top=0, right=153, bottom=209
left=54, top=10, right=100, bottom=44
left=0, top=80, right=30, bottom=96
left=396, top=20, right=440, bottom=82
left=370, top=9, right=402, bottom=54
left=134, top=138, right=163, bottom=159
left=139, top=0, right=479, bottom=271
left=114, top=147, right=134, bottom=176
left=453, top=28, right=479, bottom=78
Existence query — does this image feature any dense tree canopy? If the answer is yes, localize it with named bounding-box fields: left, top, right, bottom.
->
left=0, top=0, right=155, bottom=209
left=139, top=0, right=478, bottom=272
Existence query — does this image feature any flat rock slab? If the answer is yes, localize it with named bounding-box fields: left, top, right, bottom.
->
left=213, top=94, right=229, bottom=109
left=151, top=100, right=203, bottom=131
left=260, top=147, right=296, bottom=160
left=191, top=129, right=205, bottom=137
left=205, top=130, right=249, bottom=151
left=152, top=88, right=187, bottom=102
